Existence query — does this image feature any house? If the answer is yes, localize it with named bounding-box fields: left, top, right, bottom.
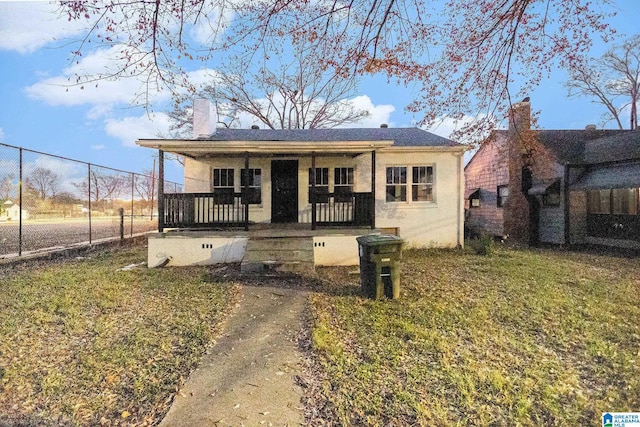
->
left=0, top=200, right=28, bottom=221
left=136, top=100, right=467, bottom=268
left=465, top=99, right=640, bottom=249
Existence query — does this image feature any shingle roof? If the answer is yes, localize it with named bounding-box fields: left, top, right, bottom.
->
left=201, top=127, right=460, bottom=147
left=535, top=130, right=623, bottom=164
left=583, top=130, right=640, bottom=164
left=491, top=129, right=632, bottom=164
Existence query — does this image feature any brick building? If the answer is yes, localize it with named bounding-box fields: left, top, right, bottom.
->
left=465, top=100, right=640, bottom=249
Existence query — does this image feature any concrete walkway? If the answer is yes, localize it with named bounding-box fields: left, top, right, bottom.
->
left=159, top=284, right=307, bottom=427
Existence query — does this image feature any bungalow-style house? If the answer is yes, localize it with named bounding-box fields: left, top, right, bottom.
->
left=137, top=100, right=467, bottom=269
left=465, top=99, right=640, bottom=249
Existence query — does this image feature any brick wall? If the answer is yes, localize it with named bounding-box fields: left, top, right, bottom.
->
left=465, top=135, right=509, bottom=237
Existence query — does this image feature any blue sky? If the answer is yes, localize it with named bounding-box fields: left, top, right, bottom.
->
left=0, top=0, right=638, bottom=183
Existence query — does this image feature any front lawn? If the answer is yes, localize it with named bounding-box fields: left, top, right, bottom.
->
left=0, top=246, right=239, bottom=426
left=310, top=248, right=640, bottom=426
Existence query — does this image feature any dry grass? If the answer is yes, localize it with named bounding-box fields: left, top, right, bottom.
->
left=0, top=246, right=239, bottom=426
left=308, top=247, right=640, bottom=426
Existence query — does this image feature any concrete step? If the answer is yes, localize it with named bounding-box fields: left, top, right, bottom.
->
left=241, top=237, right=315, bottom=275
left=243, top=249, right=313, bottom=262
left=247, top=238, right=313, bottom=251
left=240, top=260, right=314, bottom=275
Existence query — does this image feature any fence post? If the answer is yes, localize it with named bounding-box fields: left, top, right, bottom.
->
left=119, top=207, right=125, bottom=242
left=130, top=172, right=134, bottom=237
left=88, top=164, right=92, bottom=244
left=18, top=148, right=23, bottom=256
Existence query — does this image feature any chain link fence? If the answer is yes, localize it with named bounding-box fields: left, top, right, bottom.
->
left=0, top=142, right=182, bottom=258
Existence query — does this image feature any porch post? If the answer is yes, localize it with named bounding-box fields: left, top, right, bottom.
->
left=311, top=152, right=317, bottom=230
left=244, top=152, right=249, bottom=231
left=158, top=149, right=165, bottom=233
left=371, top=150, right=376, bottom=229
left=563, top=165, right=571, bottom=246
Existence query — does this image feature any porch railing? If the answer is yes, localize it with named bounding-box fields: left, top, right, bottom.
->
left=163, top=192, right=245, bottom=228
left=313, top=192, right=374, bottom=226
left=161, top=191, right=374, bottom=229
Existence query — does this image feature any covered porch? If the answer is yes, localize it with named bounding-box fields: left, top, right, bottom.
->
left=149, top=138, right=392, bottom=232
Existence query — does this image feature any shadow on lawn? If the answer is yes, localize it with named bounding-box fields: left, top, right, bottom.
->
left=202, top=263, right=363, bottom=297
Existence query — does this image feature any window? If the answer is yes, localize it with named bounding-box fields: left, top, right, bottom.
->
left=543, top=192, right=561, bottom=207
left=590, top=188, right=639, bottom=215
left=386, top=167, right=407, bottom=202
left=588, top=190, right=611, bottom=214
left=469, top=189, right=480, bottom=208
left=542, top=180, right=561, bottom=207
left=412, top=166, right=434, bottom=202
left=308, top=167, right=329, bottom=203
left=334, top=167, right=354, bottom=202
left=241, top=168, right=262, bottom=204
left=213, top=168, right=234, bottom=204
left=497, top=185, right=509, bottom=207
left=612, top=188, right=638, bottom=215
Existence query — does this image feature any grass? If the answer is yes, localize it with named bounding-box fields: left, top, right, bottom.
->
left=1, top=244, right=638, bottom=426
left=0, top=246, right=239, bottom=426
left=309, top=247, right=640, bottom=426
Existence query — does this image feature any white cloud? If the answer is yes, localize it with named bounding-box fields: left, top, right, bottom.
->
left=426, top=116, right=469, bottom=139
left=91, top=144, right=105, bottom=151
left=24, top=44, right=174, bottom=107
left=86, top=104, right=114, bottom=120
left=22, top=155, right=85, bottom=194
left=0, top=2, right=89, bottom=54
left=104, top=112, right=172, bottom=147
left=189, top=6, right=236, bottom=45
left=425, top=114, right=499, bottom=143
left=25, top=47, right=219, bottom=111
left=0, top=127, right=5, bottom=140
left=28, top=156, right=83, bottom=178
left=346, top=95, right=395, bottom=128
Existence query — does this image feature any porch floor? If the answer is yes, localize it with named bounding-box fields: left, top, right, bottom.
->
left=159, top=224, right=390, bottom=239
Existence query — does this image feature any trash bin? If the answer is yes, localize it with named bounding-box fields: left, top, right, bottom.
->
left=356, top=234, right=404, bottom=299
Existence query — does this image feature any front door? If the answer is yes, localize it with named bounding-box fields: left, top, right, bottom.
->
left=271, top=160, right=298, bottom=223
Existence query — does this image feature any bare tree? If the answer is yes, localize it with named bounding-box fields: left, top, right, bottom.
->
left=73, top=170, right=128, bottom=204
left=0, top=173, right=15, bottom=201
left=26, top=167, right=59, bottom=200
left=60, top=0, right=616, bottom=133
left=134, top=170, right=155, bottom=202
left=566, top=35, right=640, bottom=130
left=169, top=46, right=370, bottom=132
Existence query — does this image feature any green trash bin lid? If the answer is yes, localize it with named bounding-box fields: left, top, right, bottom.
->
left=356, top=234, right=404, bottom=247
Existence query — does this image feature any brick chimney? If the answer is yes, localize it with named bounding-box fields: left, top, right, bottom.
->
left=504, top=97, right=532, bottom=243
left=193, top=99, right=216, bottom=138
left=508, top=98, right=531, bottom=134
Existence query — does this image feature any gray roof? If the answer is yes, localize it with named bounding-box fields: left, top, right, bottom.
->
left=492, top=129, right=625, bottom=164
left=583, top=130, right=640, bottom=164
left=201, top=127, right=460, bottom=147
left=572, top=162, right=640, bottom=190
left=535, top=130, right=623, bottom=164
left=496, top=129, right=640, bottom=164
